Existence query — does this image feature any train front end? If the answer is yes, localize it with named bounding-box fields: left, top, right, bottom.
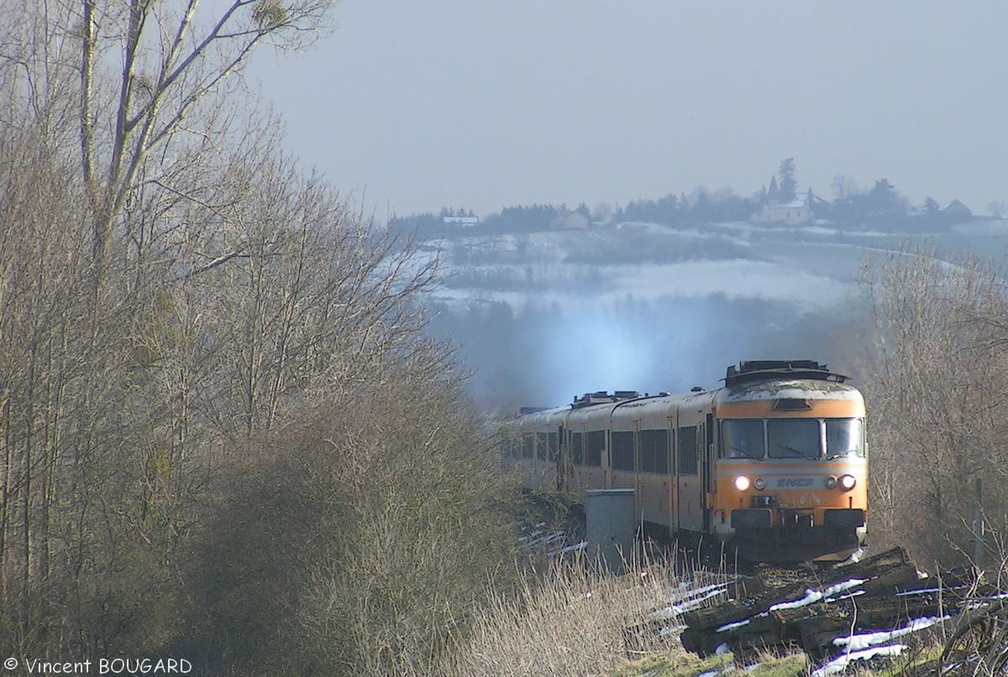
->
left=711, top=361, right=867, bottom=562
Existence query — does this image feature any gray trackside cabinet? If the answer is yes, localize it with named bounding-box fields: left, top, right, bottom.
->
left=586, top=488, right=636, bottom=573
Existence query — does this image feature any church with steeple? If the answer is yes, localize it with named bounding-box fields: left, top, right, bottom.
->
left=752, top=174, right=816, bottom=225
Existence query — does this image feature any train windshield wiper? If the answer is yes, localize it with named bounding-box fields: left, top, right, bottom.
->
left=774, top=444, right=812, bottom=458
left=728, top=445, right=760, bottom=459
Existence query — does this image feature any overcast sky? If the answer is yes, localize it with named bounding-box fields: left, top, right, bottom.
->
left=251, top=2, right=1007, bottom=218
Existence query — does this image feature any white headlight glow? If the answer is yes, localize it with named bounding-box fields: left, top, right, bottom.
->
left=734, top=476, right=750, bottom=491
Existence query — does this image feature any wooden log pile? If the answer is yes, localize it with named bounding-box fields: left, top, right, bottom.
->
left=678, top=547, right=999, bottom=672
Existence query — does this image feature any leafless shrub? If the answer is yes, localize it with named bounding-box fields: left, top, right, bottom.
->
left=859, top=245, right=1008, bottom=567
left=179, top=357, right=520, bottom=675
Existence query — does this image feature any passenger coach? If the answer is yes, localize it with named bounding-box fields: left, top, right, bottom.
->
left=503, top=360, right=867, bottom=562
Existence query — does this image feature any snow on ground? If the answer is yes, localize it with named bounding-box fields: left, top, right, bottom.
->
left=647, top=582, right=730, bottom=621
left=715, top=617, right=750, bottom=633
left=810, top=645, right=906, bottom=677
left=420, top=220, right=890, bottom=315
left=832, top=615, right=949, bottom=652
left=953, top=219, right=1008, bottom=238
left=595, top=259, right=847, bottom=308
left=768, top=578, right=866, bottom=611
left=427, top=257, right=848, bottom=313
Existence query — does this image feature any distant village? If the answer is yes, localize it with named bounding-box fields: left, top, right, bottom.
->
left=394, top=159, right=990, bottom=239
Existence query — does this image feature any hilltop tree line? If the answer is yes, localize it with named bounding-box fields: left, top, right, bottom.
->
left=394, top=158, right=974, bottom=237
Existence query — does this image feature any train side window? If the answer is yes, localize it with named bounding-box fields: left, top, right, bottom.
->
left=536, top=433, right=548, bottom=460
left=677, top=426, right=698, bottom=475
left=547, top=432, right=559, bottom=461
left=640, top=430, right=654, bottom=473
left=571, top=432, right=584, bottom=465
left=611, top=431, right=634, bottom=471
left=640, top=429, right=669, bottom=474
left=499, top=434, right=514, bottom=460
left=641, top=431, right=651, bottom=473
left=585, top=430, right=604, bottom=467
left=656, top=429, right=669, bottom=474
left=522, top=434, right=535, bottom=459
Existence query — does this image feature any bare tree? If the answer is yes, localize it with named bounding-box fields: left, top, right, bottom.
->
left=1, top=4, right=523, bottom=670
left=988, top=201, right=1008, bottom=220
left=859, top=246, right=1008, bottom=567
left=831, top=174, right=860, bottom=200
left=0, top=0, right=340, bottom=656
left=4, top=0, right=332, bottom=268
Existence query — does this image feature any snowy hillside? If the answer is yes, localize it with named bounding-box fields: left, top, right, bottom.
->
left=418, top=219, right=1008, bottom=409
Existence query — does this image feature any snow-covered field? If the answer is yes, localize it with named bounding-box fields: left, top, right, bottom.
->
left=416, top=219, right=1008, bottom=406
left=423, top=221, right=940, bottom=313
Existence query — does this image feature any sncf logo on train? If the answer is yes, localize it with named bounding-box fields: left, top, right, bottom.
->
left=775, top=477, right=816, bottom=488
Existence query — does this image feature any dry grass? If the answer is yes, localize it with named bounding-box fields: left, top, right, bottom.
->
left=427, top=547, right=1008, bottom=677
left=436, top=550, right=725, bottom=677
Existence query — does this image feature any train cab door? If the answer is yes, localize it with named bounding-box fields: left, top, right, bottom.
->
left=633, top=418, right=643, bottom=523
left=676, top=408, right=704, bottom=533
left=604, top=428, right=612, bottom=489
left=555, top=424, right=566, bottom=492
left=676, top=396, right=717, bottom=535
left=702, top=413, right=715, bottom=532
left=573, top=422, right=586, bottom=493
left=559, top=425, right=573, bottom=493
left=667, top=414, right=676, bottom=540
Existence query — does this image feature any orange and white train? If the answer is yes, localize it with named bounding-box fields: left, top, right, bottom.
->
left=503, top=360, right=867, bottom=562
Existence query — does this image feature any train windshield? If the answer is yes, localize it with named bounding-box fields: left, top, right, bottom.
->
left=767, top=419, right=821, bottom=459
left=825, top=418, right=865, bottom=458
left=721, top=419, right=765, bottom=459
left=722, top=418, right=865, bottom=460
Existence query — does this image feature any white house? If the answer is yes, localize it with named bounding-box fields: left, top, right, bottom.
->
left=941, top=199, right=973, bottom=222
left=442, top=215, right=480, bottom=226
left=752, top=189, right=814, bottom=225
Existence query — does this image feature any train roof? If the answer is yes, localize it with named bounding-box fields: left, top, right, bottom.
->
left=723, top=360, right=848, bottom=387
left=718, top=360, right=861, bottom=403
left=717, top=377, right=862, bottom=403
left=515, top=404, right=571, bottom=430
left=512, top=361, right=862, bottom=426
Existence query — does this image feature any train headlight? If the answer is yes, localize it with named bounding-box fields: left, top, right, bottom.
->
left=734, top=476, right=751, bottom=491
left=753, top=477, right=767, bottom=491
left=839, top=474, right=857, bottom=491
left=825, top=476, right=838, bottom=489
